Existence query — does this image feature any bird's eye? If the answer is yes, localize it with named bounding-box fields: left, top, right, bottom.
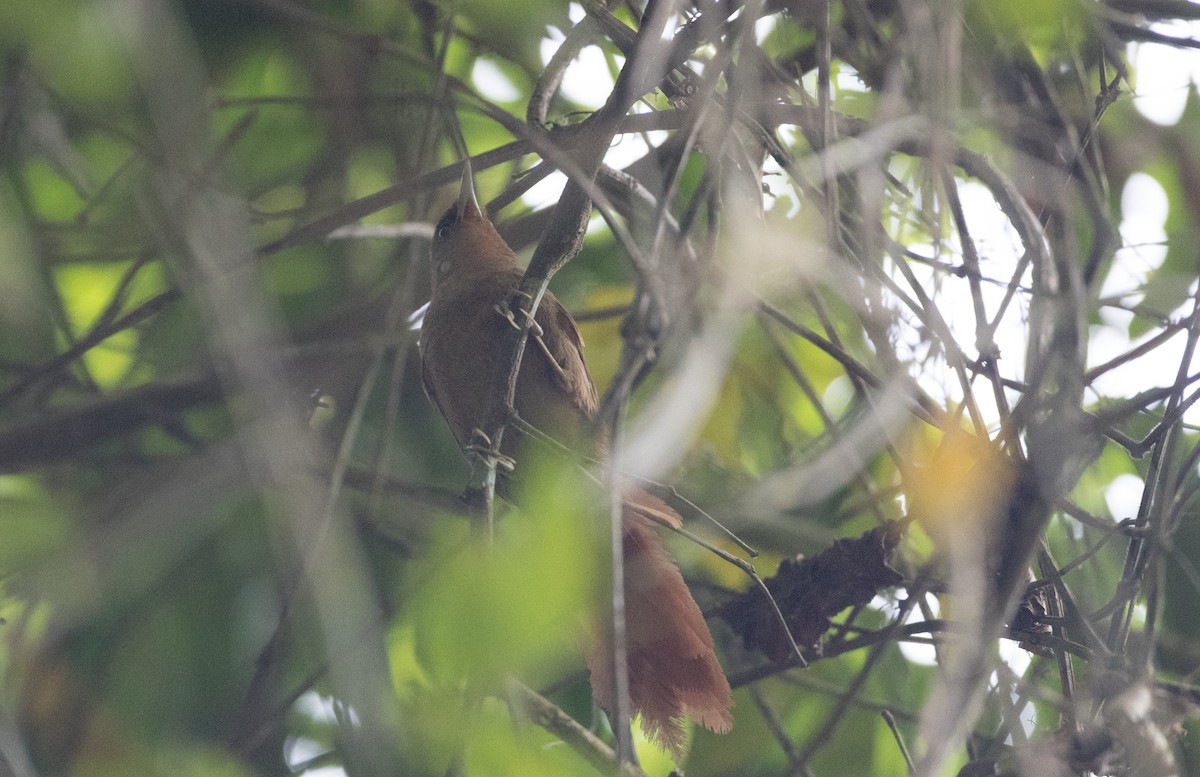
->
left=435, top=222, right=453, bottom=240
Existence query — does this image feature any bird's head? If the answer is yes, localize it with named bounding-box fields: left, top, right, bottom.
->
left=429, top=160, right=515, bottom=287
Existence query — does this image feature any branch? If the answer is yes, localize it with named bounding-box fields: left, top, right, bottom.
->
left=0, top=371, right=219, bottom=472
left=509, top=682, right=650, bottom=777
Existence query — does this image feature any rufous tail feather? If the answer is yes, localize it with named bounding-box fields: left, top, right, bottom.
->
left=587, top=490, right=733, bottom=758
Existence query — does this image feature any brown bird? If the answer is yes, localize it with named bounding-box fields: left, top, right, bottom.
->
left=419, top=162, right=733, bottom=756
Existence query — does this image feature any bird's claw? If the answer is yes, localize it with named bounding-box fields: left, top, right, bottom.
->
left=464, top=428, right=515, bottom=472
left=523, top=309, right=544, bottom=337
left=494, top=296, right=543, bottom=337
left=493, top=302, right=519, bottom=329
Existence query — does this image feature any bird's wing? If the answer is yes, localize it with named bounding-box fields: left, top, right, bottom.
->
left=418, top=331, right=449, bottom=420
left=535, top=295, right=599, bottom=417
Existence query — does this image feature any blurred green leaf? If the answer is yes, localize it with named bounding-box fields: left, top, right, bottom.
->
left=407, top=463, right=601, bottom=689
left=0, top=476, right=68, bottom=572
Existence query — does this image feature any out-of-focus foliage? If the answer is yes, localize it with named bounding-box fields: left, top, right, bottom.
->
left=2, top=1, right=1200, bottom=776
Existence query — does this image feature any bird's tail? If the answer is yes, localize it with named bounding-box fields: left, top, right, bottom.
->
left=586, top=490, right=733, bottom=758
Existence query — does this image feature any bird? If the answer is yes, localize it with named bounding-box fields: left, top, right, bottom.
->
left=419, top=161, right=733, bottom=756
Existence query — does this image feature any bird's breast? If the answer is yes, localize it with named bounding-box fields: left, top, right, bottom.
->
left=422, top=273, right=519, bottom=450
left=421, top=271, right=595, bottom=461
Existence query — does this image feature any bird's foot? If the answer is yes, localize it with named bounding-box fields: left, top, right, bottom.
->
left=464, top=428, right=516, bottom=472
left=494, top=295, right=543, bottom=337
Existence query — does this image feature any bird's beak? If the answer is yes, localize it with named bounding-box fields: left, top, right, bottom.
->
left=457, top=159, right=480, bottom=221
